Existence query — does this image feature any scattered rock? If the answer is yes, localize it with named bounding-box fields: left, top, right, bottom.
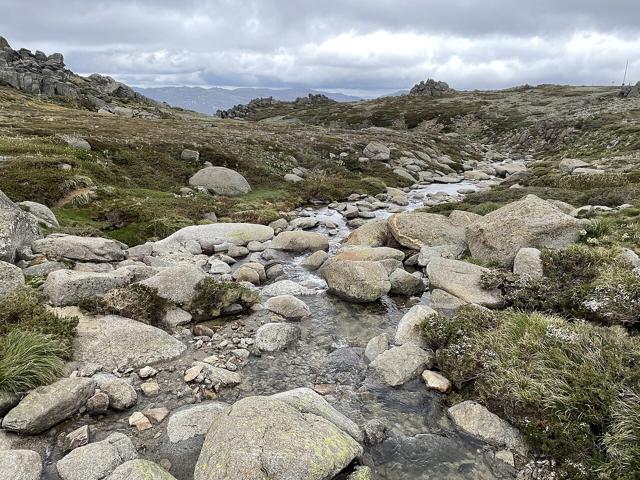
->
left=64, top=425, right=90, bottom=452
left=60, top=134, right=91, bottom=150
left=364, top=334, right=389, bottom=363
left=429, top=288, right=467, bottom=317
left=180, top=149, right=200, bottom=162
left=56, top=432, right=137, bottom=480
left=422, top=370, right=452, bottom=393
left=255, top=322, right=300, bottom=352
left=86, top=392, right=110, bottom=415
left=448, top=401, right=527, bottom=455
left=395, top=304, right=436, bottom=347
left=301, top=250, right=328, bottom=270
left=323, top=260, right=391, bottom=302
left=363, top=141, right=390, bottom=161
left=156, top=223, right=274, bottom=251
left=513, top=247, right=543, bottom=278
left=344, top=220, right=390, bottom=247
left=368, top=344, right=433, bottom=387
left=0, top=260, right=24, bottom=296
left=260, top=280, right=318, bottom=297
left=265, top=295, right=311, bottom=320
left=427, top=258, right=502, bottom=307
left=189, top=167, right=251, bottom=196
left=389, top=268, right=425, bottom=296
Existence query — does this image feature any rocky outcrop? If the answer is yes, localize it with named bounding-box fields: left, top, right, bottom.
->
left=409, top=79, right=455, bottom=97
left=215, top=94, right=336, bottom=119
left=0, top=36, right=158, bottom=113
left=194, top=395, right=362, bottom=480
left=465, top=195, right=583, bottom=266
left=189, top=167, right=251, bottom=196
left=32, top=234, right=126, bottom=263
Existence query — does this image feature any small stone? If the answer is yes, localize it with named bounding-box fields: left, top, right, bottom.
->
left=141, top=381, right=160, bottom=397
left=422, top=370, right=452, bottom=393
left=144, top=407, right=169, bottom=424
left=193, top=325, right=214, bottom=337
left=139, top=366, right=157, bottom=379
left=129, top=412, right=152, bottom=431
left=86, top=392, right=109, bottom=415
left=184, top=365, right=203, bottom=383
left=64, top=425, right=90, bottom=452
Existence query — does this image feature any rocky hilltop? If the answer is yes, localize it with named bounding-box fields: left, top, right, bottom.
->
left=0, top=35, right=160, bottom=116
left=216, top=93, right=337, bottom=118
left=409, top=78, right=455, bottom=97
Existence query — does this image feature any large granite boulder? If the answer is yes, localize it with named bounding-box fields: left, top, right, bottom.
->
left=388, top=212, right=465, bottom=250
left=0, top=450, right=42, bottom=480
left=107, top=460, right=177, bottom=480
left=264, top=295, right=311, bottom=320
left=73, top=314, right=186, bottom=370
left=322, top=260, right=391, bottom=303
left=332, top=246, right=404, bottom=263
left=270, top=231, right=329, bottom=252
left=194, top=396, right=362, bottom=480
left=427, top=258, right=502, bottom=308
left=189, top=167, right=251, bottom=196
left=368, top=344, right=434, bottom=386
left=0, top=190, right=41, bottom=263
left=56, top=433, right=137, bottom=480
left=156, top=223, right=274, bottom=251
left=2, top=378, right=96, bottom=435
left=465, top=195, right=583, bottom=266
left=167, top=402, right=227, bottom=444
left=363, top=141, right=390, bottom=161
left=32, top=234, right=126, bottom=263
left=394, top=304, right=436, bottom=347
left=255, top=322, right=300, bottom=352
left=17, top=201, right=59, bottom=228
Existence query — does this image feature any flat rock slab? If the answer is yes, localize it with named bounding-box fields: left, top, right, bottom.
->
left=138, top=264, right=206, bottom=304
left=32, top=234, right=125, bottom=262
left=2, top=378, right=95, bottom=435
left=167, top=402, right=228, bottom=444
left=43, top=268, right=133, bottom=306
left=156, top=223, right=274, bottom=251
left=427, top=258, right=502, bottom=308
left=73, top=314, right=186, bottom=370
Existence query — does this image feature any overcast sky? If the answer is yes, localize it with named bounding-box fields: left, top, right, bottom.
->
left=1, top=0, right=640, bottom=96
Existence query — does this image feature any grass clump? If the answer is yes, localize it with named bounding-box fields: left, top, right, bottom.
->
left=0, top=288, right=78, bottom=393
left=422, top=307, right=640, bottom=479
left=190, top=278, right=258, bottom=321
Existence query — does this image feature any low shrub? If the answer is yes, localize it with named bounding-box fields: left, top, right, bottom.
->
left=423, top=308, right=640, bottom=479
left=190, top=278, right=258, bottom=321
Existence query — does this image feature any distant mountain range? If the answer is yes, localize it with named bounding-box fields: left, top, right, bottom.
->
left=134, top=86, right=362, bottom=115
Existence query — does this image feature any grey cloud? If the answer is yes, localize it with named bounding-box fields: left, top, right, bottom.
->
left=1, top=0, right=639, bottom=94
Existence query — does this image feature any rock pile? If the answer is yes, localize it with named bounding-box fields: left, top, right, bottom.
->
left=409, top=79, right=455, bottom=97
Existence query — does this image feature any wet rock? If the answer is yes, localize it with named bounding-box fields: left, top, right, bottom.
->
left=0, top=260, right=24, bottom=295
left=364, top=334, right=389, bottom=363
left=265, top=294, right=311, bottom=320
left=363, top=419, right=388, bottom=445
left=422, top=370, right=452, bottom=393
left=167, top=402, right=227, bottom=444
left=389, top=268, right=425, bottom=296
left=513, top=247, right=543, bottom=278
left=64, top=425, right=90, bottom=452
left=18, top=201, right=59, bottom=228
left=272, top=387, right=363, bottom=442
left=301, top=250, right=328, bottom=270
left=139, top=264, right=206, bottom=304
left=192, top=362, right=242, bottom=388
left=2, top=377, right=96, bottom=435
left=108, top=459, right=177, bottom=480
left=0, top=189, right=41, bottom=263
left=93, top=374, right=137, bottom=410
left=86, top=392, right=109, bottom=415
left=56, top=432, right=137, bottom=480
left=189, top=166, right=251, bottom=196
left=32, top=234, right=125, bottom=262
left=194, top=396, right=362, bottom=480
left=320, top=347, right=367, bottom=385
left=156, top=223, right=274, bottom=251
left=448, top=401, right=527, bottom=455
left=465, top=195, right=583, bottom=266
left=347, top=466, right=373, bottom=480
left=344, top=220, right=390, bottom=247
left=43, top=268, right=132, bottom=306
left=429, top=289, right=467, bottom=318
left=388, top=212, right=465, bottom=250
left=260, top=280, right=318, bottom=297
left=395, top=304, right=435, bottom=347
left=271, top=231, right=329, bottom=252
left=427, top=258, right=502, bottom=308
left=232, top=265, right=260, bottom=284
left=289, top=217, right=319, bottom=230
left=386, top=187, right=409, bottom=206
left=323, top=260, right=391, bottom=303
left=0, top=449, right=42, bottom=480
left=255, top=322, right=300, bottom=352
left=74, top=315, right=186, bottom=370
left=368, top=344, right=433, bottom=387
left=193, top=324, right=214, bottom=337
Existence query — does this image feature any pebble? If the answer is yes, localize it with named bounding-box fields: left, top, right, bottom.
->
left=141, top=381, right=160, bottom=396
